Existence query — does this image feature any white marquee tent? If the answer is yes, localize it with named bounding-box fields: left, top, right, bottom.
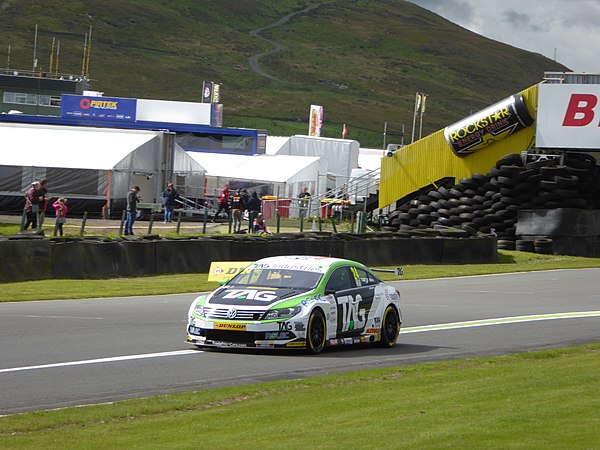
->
left=0, top=122, right=205, bottom=215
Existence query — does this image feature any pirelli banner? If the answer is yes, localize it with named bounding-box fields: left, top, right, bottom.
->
left=444, top=94, right=534, bottom=157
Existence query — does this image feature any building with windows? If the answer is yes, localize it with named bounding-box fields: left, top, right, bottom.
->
left=0, top=69, right=89, bottom=115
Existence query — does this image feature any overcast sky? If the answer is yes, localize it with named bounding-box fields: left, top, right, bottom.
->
left=408, top=0, right=600, bottom=74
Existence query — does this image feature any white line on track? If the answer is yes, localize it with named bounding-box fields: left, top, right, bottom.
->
left=401, top=310, right=600, bottom=334
left=0, top=350, right=198, bottom=374
left=3, top=314, right=104, bottom=320
left=1, top=311, right=599, bottom=374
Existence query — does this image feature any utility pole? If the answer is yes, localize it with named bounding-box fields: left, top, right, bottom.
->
left=32, top=24, right=38, bottom=72
left=418, top=93, right=427, bottom=140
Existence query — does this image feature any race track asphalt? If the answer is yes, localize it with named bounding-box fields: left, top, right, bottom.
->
left=1, top=268, right=599, bottom=415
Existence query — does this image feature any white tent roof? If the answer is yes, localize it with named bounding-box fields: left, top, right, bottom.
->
left=0, top=122, right=160, bottom=170
left=265, top=135, right=291, bottom=155
left=358, top=148, right=384, bottom=172
left=186, top=152, right=322, bottom=183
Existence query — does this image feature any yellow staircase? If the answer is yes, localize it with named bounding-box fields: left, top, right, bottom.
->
left=379, top=84, right=539, bottom=207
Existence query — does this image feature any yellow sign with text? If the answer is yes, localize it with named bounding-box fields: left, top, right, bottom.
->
left=208, top=261, right=253, bottom=283
left=214, top=322, right=247, bottom=331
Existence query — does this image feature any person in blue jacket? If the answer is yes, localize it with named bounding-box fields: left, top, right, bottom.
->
left=162, top=182, right=180, bottom=223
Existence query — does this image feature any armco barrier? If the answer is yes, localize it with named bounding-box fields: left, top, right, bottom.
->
left=0, top=233, right=497, bottom=282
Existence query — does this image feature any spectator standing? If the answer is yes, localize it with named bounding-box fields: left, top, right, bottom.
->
left=162, top=182, right=179, bottom=223
left=247, top=191, right=262, bottom=232
left=125, top=186, right=141, bottom=235
left=23, top=181, right=41, bottom=230
left=298, top=186, right=311, bottom=219
left=240, top=188, right=250, bottom=223
left=52, top=197, right=68, bottom=236
left=212, top=186, right=230, bottom=222
left=230, top=189, right=244, bottom=232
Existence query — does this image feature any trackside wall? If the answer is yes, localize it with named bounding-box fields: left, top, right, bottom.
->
left=0, top=234, right=496, bottom=282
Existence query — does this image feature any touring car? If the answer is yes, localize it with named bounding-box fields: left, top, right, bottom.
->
left=186, top=255, right=402, bottom=354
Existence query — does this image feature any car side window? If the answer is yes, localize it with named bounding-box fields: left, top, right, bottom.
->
left=325, top=267, right=353, bottom=293
left=355, top=267, right=379, bottom=286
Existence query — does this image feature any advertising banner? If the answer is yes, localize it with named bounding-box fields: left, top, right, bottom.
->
left=136, top=99, right=213, bottom=125
left=308, top=104, right=323, bottom=137
left=537, top=84, right=600, bottom=150
left=202, top=81, right=221, bottom=103
left=202, top=81, right=213, bottom=103
left=444, top=94, right=533, bottom=156
left=60, top=94, right=136, bottom=122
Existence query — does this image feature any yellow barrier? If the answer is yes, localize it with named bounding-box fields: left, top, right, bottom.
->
left=379, top=84, right=539, bottom=207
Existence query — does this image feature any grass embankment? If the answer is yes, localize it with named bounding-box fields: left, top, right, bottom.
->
left=1, top=344, right=599, bottom=448
left=2, top=251, right=600, bottom=302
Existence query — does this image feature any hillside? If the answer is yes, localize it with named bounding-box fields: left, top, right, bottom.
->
left=0, top=0, right=569, bottom=147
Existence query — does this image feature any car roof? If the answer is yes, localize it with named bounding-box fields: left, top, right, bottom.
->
left=252, top=255, right=361, bottom=273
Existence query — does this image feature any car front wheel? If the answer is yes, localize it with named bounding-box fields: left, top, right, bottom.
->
left=306, top=309, right=326, bottom=354
left=377, top=305, right=400, bottom=348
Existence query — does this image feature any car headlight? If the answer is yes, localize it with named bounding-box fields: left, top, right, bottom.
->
left=194, top=303, right=204, bottom=317
left=263, top=306, right=301, bottom=320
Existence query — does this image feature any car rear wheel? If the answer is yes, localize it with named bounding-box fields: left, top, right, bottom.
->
left=377, top=305, right=400, bottom=348
left=306, top=309, right=326, bottom=354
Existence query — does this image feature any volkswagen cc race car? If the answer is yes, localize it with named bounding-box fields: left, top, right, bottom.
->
left=186, top=256, right=402, bottom=354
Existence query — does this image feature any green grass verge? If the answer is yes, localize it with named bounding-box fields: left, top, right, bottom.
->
left=2, top=251, right=600, bottom=302
left=1, top=344, right=599, bottom=448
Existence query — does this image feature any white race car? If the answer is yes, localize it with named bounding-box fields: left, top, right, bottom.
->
left=187, top=255, right=402, bottom=353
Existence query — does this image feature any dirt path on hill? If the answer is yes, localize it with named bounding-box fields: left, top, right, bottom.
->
left=248, top=3, right=329, bottom=80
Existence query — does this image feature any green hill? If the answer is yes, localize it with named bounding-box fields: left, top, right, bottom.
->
left=0, top=0, right=568, bottom=147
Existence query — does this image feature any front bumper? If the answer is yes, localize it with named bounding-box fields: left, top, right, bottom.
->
left=186, top=318, right=306, bottom=350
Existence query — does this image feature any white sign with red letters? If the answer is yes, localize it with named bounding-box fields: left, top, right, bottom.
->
left=536, top=83, right=600, bottom=150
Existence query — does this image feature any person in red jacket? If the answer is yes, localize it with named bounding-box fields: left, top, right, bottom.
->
left=212, top=186, right=230, bottom=222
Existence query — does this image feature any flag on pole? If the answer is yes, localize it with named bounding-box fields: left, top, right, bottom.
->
left=342, top=123, right=348, bottom=138
left=308, top=105, right=323, bottom=137
left=416, top=93, right=422, bottom=113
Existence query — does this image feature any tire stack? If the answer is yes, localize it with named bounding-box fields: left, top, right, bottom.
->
left=386, top=152, right=599, bottom=252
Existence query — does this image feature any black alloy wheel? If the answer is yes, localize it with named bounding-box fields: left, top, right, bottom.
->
left=377, top=305, right=400, bottom=348
left=306, top=309, right=326, bottom=354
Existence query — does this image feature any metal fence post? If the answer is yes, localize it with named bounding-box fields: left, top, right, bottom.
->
left=176, top=211, right=182, bottom=235
left=53, top=215, right=59, bottom=237
left=80, top=211, right=88, bottom=236
left=276, top=210, right=281, bottom=234
left=148, top=213, right=155, bottom=235
left=20, top=209, right=27, bottom=232
left=119, top=210, right=126, bottom=235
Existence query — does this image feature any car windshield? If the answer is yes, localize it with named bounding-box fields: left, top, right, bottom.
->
left=228, top=268, right=322, bottom=290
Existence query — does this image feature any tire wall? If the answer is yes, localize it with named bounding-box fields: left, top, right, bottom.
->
left=379, top=84, right=538, bottom=207
left=516, top=208, right=600, bottom=257
left=0, top=235, right=497, bottom=282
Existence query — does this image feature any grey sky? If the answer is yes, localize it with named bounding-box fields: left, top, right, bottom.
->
left=408, top=0, right=600, bottom=73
